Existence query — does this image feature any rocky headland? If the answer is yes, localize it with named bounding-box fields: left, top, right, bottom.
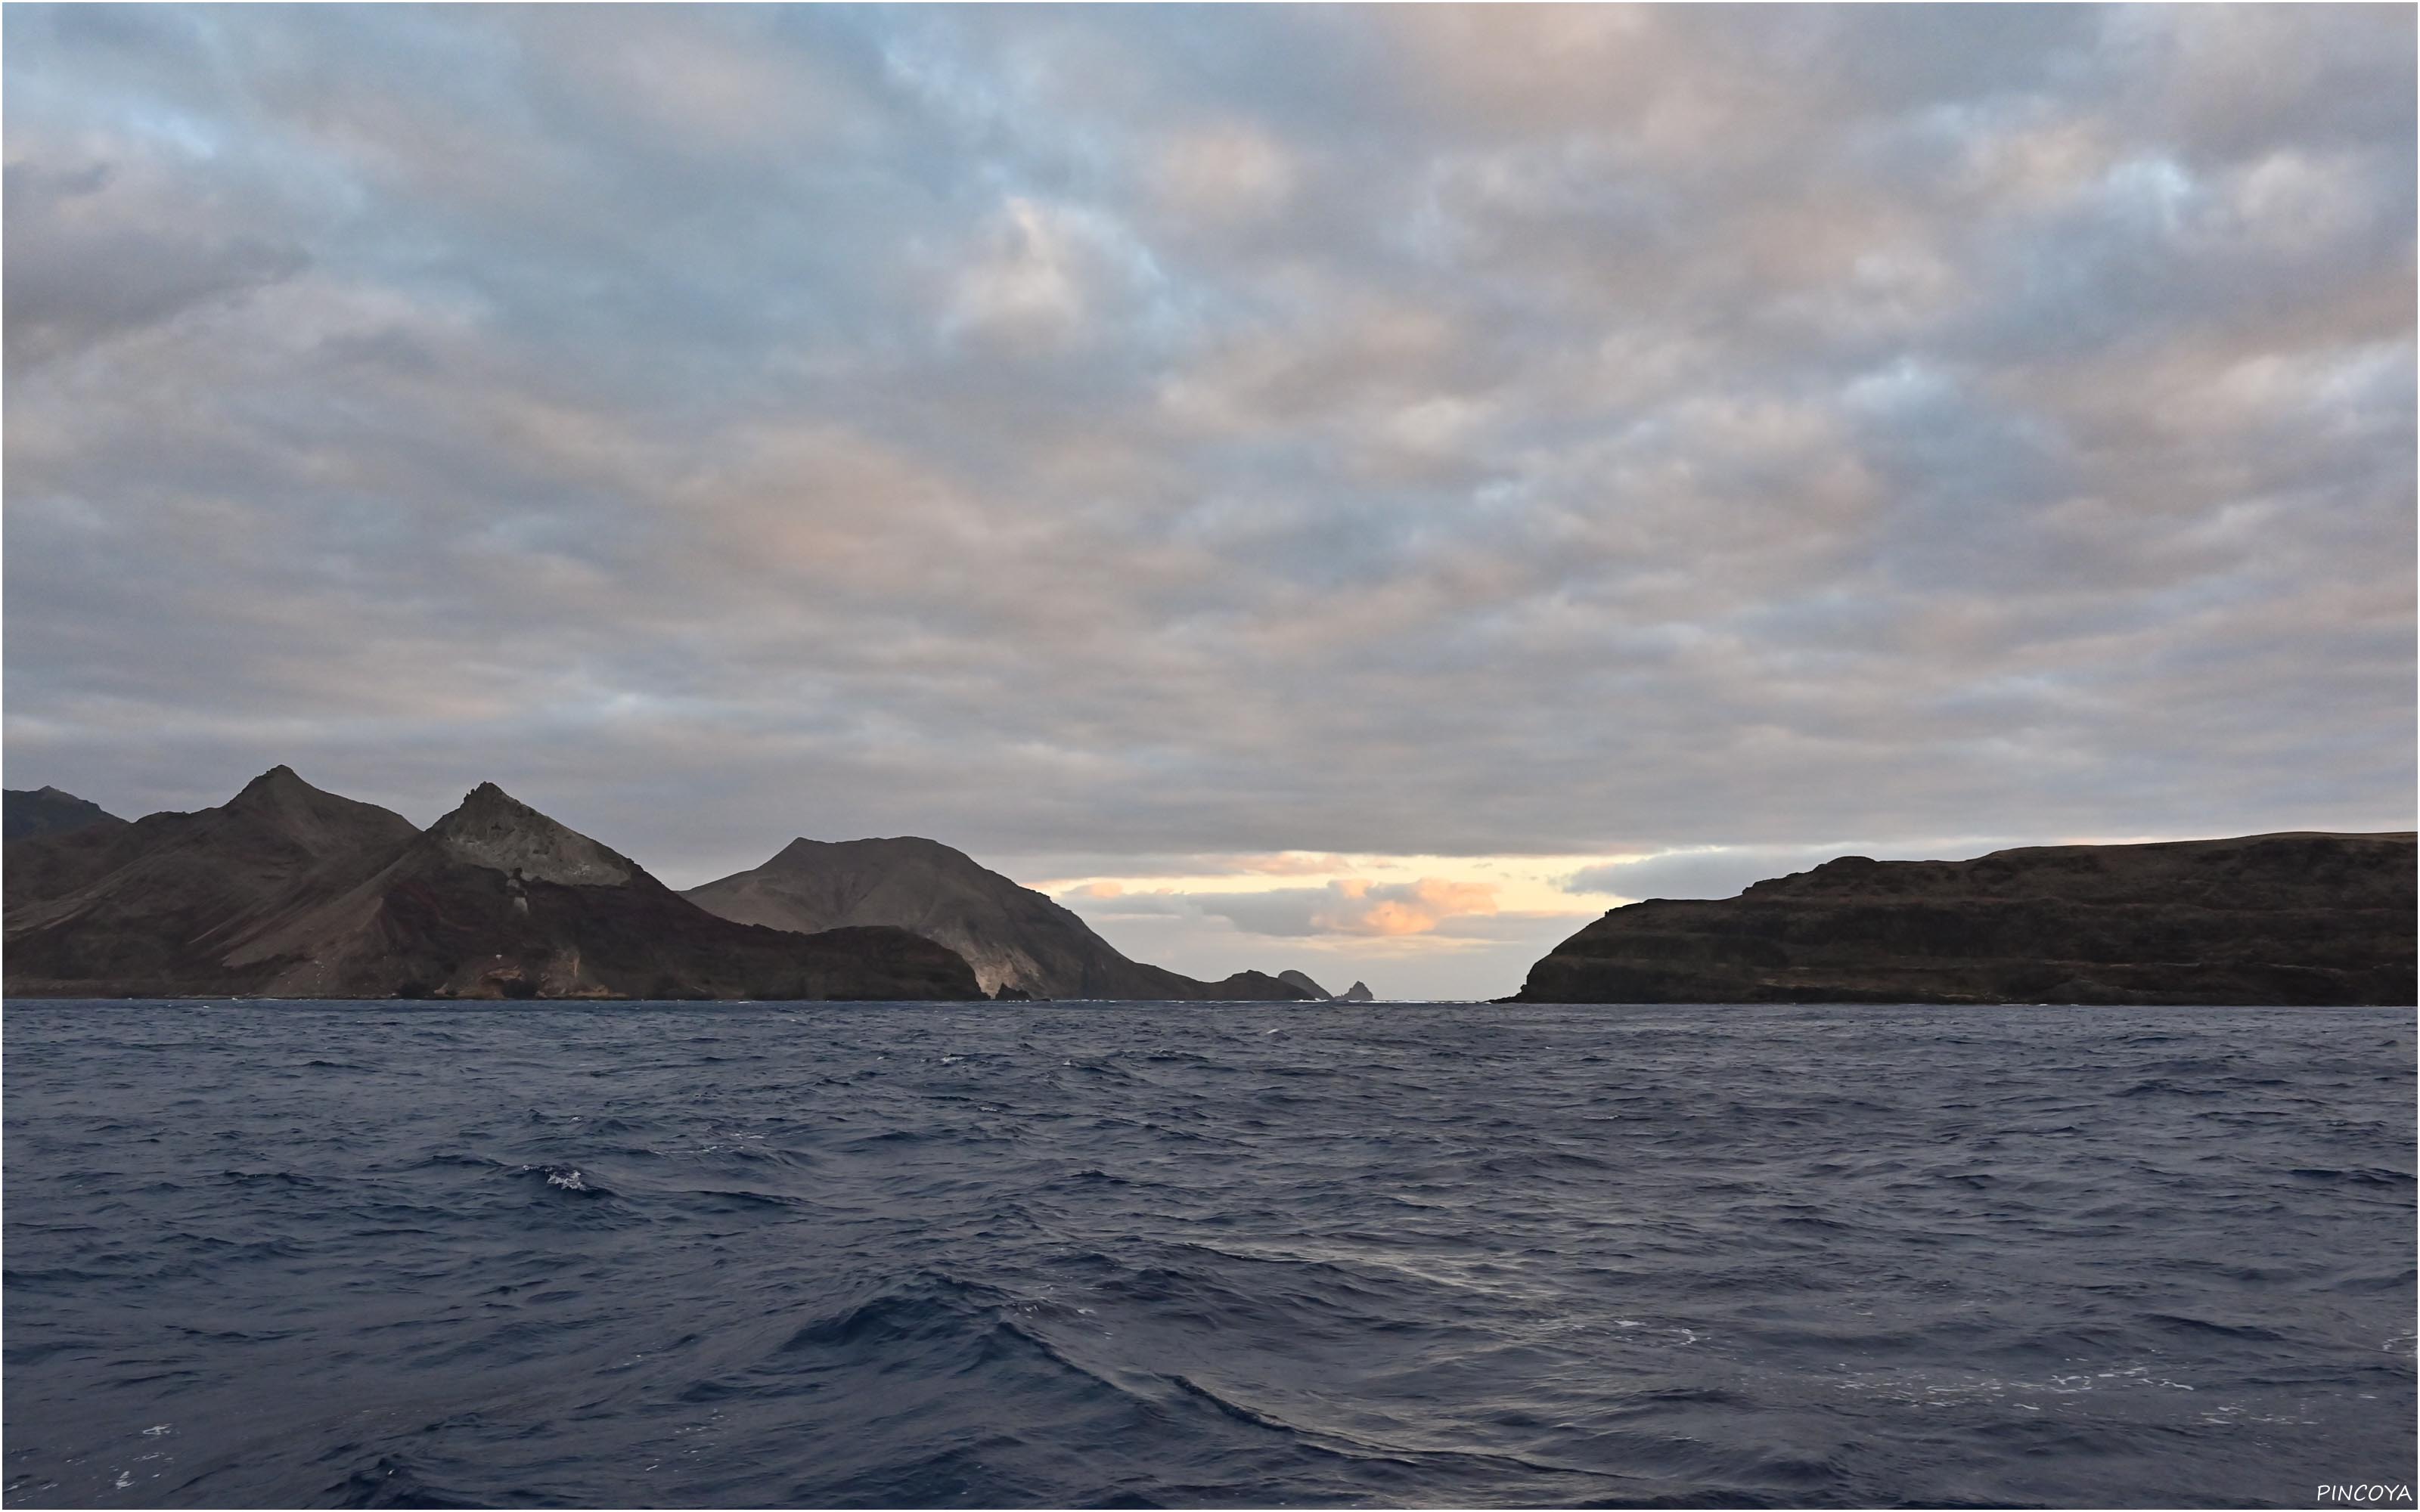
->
left=685, top=836, right=1326, bottom=1000
left=1511, top=832, right=2417, bottom=1005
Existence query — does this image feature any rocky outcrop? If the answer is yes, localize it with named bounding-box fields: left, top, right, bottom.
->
left=1336, top=981, right=1375, bottom=1002
left=4, top=786, right=125, bottom=841
left=1277, top=969, right=1331, bottom=998
left=1510, top=832, right=2417, bottom=1005
left=684, top=836, right=1324, bottom=1000
left=5, top=772, right=985, bottom=1002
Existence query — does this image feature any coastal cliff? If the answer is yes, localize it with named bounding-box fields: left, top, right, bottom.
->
left=1511, top=832, right=2417, bottom=1005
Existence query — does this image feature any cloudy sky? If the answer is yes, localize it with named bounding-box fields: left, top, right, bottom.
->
left=6, top=5, right=2413, bottom=998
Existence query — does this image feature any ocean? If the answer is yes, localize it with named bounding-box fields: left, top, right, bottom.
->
left=4, top=1000, right=2412, bottom=1508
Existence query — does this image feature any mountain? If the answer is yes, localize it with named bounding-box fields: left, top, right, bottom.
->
left=5, top=773, right=983, bottom=1001
left=1509, top=832, right=2418, bottom=1005
left=1336, top=981, right=1375, bottom=1002
left=5, top=766, right=424, bottom=993
left=1277, top=969, right=1331, bottom=998
left=225, top=784, right=984, bottom=1000
left=4, top=786, right=126, bottom=841
left=684, top=836, right=1323, bottom=999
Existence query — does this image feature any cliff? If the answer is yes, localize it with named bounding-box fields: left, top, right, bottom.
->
left=1509, top=832, right=2416, bottom=1005
left=684, top=836, right=1323, bottom=1000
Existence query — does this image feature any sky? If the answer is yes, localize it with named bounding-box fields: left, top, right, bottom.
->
left=5, top=5, right=2413, bottom=999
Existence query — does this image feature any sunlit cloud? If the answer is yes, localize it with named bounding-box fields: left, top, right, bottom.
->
left=5, top=4, right=2409, bottom=999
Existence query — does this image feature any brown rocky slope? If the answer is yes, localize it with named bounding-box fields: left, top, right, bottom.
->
left=5, top=772, right=982, bottom=1001
left=1510, top=832, right=2416, bottom=1005
left=5, top=766, right=423, bottom=993
left=685, top=836, right=1323, bottom=999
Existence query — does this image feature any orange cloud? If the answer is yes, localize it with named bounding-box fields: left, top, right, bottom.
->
left=1313, top=877, right=1499, bottom=936
left=1224, top=851, right=1355, bottom=876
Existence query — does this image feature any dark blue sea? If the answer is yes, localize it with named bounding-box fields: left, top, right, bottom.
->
left=4, top=1001, right=2412, bottom=1509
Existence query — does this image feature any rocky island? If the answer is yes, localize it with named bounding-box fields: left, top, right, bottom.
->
left=1511, top=832, right=2416, bottom=1005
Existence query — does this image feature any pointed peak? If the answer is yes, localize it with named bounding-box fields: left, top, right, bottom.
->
left=453, top=781, right=529, bottom=816
left=227, top=764, right=317, bottom=808
left=430, top=784, right=634, bottom=886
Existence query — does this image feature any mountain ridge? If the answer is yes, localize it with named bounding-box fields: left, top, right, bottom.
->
left=3, top=785, right=126, bottom=842
left=5, top=771, right=982, bottom=1001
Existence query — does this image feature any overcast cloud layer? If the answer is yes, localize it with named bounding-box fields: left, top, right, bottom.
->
left=6, top=5, right=2413, bottom=997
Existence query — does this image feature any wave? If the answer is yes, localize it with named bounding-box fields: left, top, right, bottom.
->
left=5, top=998, right=2412, bottom=1508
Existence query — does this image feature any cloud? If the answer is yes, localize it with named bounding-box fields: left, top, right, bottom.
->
left=3, top=5, right=2411, bottom=996
left=1563, top=841, right=2018, bottom=903
left=1150, top=120, right=1299, bottom=225
left=2, top=154, right=309, bottom=370
left=1179, top=877, right=1500, bottom=938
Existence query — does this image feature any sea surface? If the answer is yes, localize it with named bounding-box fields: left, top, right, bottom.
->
left=3, top=1000, right=2412, bottom=1509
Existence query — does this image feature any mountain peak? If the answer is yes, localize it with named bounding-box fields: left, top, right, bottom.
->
left=3, top=785, right=128, bottom=842
left=686, top=836, right=1328, bottom=1001
left=430, top=784, right=634, bottom=886
left=767, top=834, right=967, bottom=872
left=454, top=780, right=528, bottom=816
left=223, top=764, right=327, bottom=814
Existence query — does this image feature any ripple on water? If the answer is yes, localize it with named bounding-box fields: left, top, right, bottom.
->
left=1, top=999, right=2410, bottom=1508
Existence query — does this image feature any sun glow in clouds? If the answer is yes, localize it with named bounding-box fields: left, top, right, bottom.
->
left=5, top=5, right=2410, bottom=998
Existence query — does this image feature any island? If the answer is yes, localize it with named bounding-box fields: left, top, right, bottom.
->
left=1509, top=832, right=2416, bottom=1005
